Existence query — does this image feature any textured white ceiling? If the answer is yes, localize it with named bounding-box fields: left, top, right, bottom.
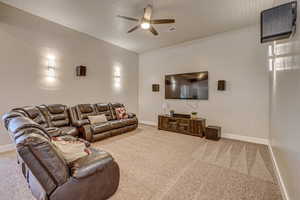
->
left=0, top=0, right=275, bottom=53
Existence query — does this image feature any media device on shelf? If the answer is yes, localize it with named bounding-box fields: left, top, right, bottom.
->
left=170, top=110, right=175, bottom=117
left=173, top=113, right=191, bottom=119
left=165, top=71, right=209, bottom=100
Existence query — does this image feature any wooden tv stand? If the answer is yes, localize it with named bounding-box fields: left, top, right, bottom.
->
left=158, top=115, right=206, bottom=137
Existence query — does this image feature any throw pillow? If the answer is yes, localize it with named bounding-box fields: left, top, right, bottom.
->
left=88, top=114, right=107, bottom=124
left=52, top=137, right=91, bottom=164
left=115, top=107, right=128, bottom=119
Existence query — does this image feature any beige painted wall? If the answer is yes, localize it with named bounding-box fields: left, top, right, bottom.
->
left=0, top=3, right=139, bottom=145
left=269, top=1, right=300, bottom=199
left=139, top=25, right=269, bottom=139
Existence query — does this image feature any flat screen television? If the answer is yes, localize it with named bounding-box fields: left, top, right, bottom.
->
left=165, top=72, right=208, bottom=100
left=261, top=1, right=297, bottom=43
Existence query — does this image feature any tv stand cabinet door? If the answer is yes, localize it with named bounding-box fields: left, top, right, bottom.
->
left=191, top=120, right=205, bottom=137
left=194, top=119, right=206, bottom=137
left=158, top=116, right=174, bottom=130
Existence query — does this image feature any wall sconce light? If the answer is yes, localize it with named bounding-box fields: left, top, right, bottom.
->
left=47, top=55, right=56, bottom=77
left=114, top=66, right=121, bottom=88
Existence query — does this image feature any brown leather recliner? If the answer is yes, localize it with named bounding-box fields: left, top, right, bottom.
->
left=70, top=103, right=138, bottom=142
left=12, top=105, right=77, bottom=137
left=2, top=111, right=120, bottom=200
left=38, top=104, right=79, bottom=137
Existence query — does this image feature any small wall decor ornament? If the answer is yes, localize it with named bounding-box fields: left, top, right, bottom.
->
left=218, top=80, right=226, bottom=91
left=152, top=84, right=160, bottom=92
left=76, top=65, right=87, bottom=76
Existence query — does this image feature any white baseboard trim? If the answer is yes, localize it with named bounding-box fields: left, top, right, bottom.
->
left=0, top=143, right=15, bottom=153
left=140, top=120, right=269, bottom=145
left=222, top=133, right=269, bottom=145
left=268, top=143, right=289, bottom=200
left=140, top=120, right=157, bottom=126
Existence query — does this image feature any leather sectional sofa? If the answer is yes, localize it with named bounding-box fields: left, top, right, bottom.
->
left=2, top=103, right=138, bottom=200
left=69, top=103, right=138, bottom=142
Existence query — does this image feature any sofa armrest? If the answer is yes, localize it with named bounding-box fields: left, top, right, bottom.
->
left=70, top=149, right=113, bottom=179
left=127, top=112, right=136, bottom=118
left=72, top=119, right=90, bottom=127
left=80, top=125, right=93, bottom=142
left=46, top=127, right=63, bottom=137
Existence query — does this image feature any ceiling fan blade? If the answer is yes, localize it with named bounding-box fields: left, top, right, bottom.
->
left=127, top=25, right=140, bottom=33
left=144, top=5, right=153, bottom=20
left=117, top=15, right=139, bottom=22
left=150, top=19, right=175, bottom=24
left=149, top=25, right=159, bottom=36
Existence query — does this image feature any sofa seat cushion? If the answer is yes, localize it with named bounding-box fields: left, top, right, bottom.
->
left=70, top=148, right=113, bottom=179
left=91, top=122, right=113, bottom=134
left=60, top=126, right=79, bottom=137
left=91, top=118, right=137, bottom=134
left=110, top=118, right=137, bottom=129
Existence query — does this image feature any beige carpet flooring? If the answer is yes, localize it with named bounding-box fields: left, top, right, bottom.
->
left=0, top=125, right=282, bottom=200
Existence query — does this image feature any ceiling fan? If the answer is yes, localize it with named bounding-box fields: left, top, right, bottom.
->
left=117, top=4, right=175, bottom=36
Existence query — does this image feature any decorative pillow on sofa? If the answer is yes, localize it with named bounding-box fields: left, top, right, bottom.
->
left=88, top=114, right=107, bottom=124
left=52, top=137, right=92, bottom=164
left=115, top=107, right=128, bottom=120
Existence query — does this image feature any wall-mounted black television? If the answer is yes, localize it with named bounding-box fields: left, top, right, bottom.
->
left=165, top=72, right=208, bottom=100
left=261, top=1, right=297, bottom=43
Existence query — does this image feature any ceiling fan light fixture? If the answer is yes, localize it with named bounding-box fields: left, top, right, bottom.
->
left=141, top=22, right=150, bottom=29
left=118, top=4, right=175, bottom=36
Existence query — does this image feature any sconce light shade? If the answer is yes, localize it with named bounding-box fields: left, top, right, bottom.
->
left=218, top=80, right=226, bottom=91
left=76, top=65, right=87, bottom=76
left=152, top=84, right=160, bottom=92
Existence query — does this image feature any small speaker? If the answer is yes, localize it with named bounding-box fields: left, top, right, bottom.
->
left=76, top=65, right=87, bottom=76
left=218, top=80, right=226, bottom=91
left=152, top=84, right=159, bottom=92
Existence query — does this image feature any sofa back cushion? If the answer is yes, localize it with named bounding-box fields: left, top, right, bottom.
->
left=94, top=103, right=114, bottom=121
left=76, top=104, right=97, bottom=120
left=12, top=106, right=48, bottom=128
left=38, top=104, right=70, bottom=127
left=68, top=106, right=80, bottom=126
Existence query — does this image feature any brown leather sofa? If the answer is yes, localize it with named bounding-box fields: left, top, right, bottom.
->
left=11, top=103, right=138, bottom=141
left=2, top=110, right=120, bottom=200
left=2, top=102, right=138, bottom=200
left=70, top=103, right=138, bottom=142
